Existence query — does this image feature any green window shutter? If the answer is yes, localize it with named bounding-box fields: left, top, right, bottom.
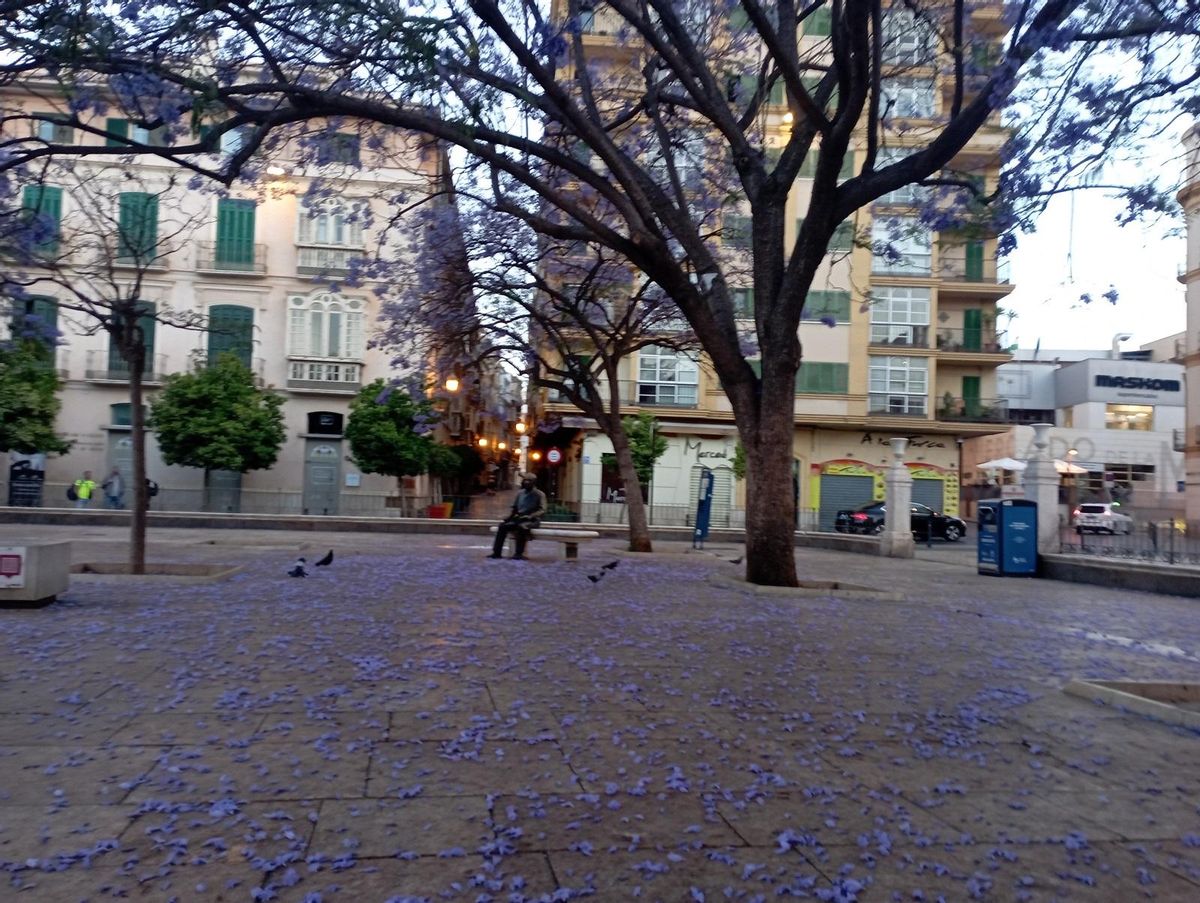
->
left=731, top=288, right=754, bottom=318
left=804, top=290, right=851, bottom=322
left=207, top=304, right=254, bottom=367
left=839, top=153, right=854, bottom=179
left=829, top=221, right=854, bottom=251
left=725, top=214, right=752, bottom=248
left=107, top=301, right=157, bottom=374
left=764, top=147, right=782, bottom=168
left=118, top=192, right=159, bottom=263
left=215, top=199, right=256, bottom=267
left=805, top=7, right=832, bottom=37
left=962, top=308, right=983, bottom=351
left=965, top=241, right=984, bottom=280
left=799, top=155, right=817, bottom=178
left=106, top=118, right=129, bottom=146
left=22, top=186, right=62, bottom=253
left=795, top=362, right=848, bottom=394
left=729, top=4, right=749, bottom=30
left=768, top=78, right=785, bottom=106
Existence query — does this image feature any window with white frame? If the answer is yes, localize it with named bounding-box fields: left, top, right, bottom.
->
left=875, top=147, right=924, bottom=206
left=881, top=9, right=936, bottom=66
left=880, top=77, right=935, bottom=119
left=869, top=356, right=928, bottom=415
left=287, top=292, right=366, bottom=361
left=872, top=215, right=932, bottom=274
left=869, top=286, right=930, bottom=346
left=298, top=199, right=366, bottom=247
left=638, top=345, right=698, bottom=406
left=296, top=199, right=367, bottom=274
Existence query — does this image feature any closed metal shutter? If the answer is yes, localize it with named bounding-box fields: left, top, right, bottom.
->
left=819, top=474, right=875, bottom=530
left=912, top=478, right=944, bottom=511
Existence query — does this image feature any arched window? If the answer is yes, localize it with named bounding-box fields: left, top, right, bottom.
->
left=287, top=292, right=365, bottom=360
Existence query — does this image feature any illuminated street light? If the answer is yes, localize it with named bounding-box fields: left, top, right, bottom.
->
left=445, top=376, right=460, bottom=393
left=478, top=437, right=489, bottom=448
left=530, top=450, right=542, bottom=462
left=497, top=442, right=507, bottom=450
left=514, top=421, right=527, bottom=434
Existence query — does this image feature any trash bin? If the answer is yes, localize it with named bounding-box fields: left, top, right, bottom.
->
left=977, top=499, right=1038, bottom=576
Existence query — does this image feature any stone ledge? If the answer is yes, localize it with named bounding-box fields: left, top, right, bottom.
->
left=1064, top=679, right=1200, bottom=729
left=708, top=571, right=903, bottom=600
left=1040, top=554, right=1200, bottom=598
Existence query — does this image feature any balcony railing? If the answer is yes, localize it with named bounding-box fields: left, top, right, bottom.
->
left=937, top=396, right=1010, bottom=423
left=936, top=326, right=1008, bottom=354
left=871, top=252, right=932, bottom=276
left=938, top=249, right=1012, bottom=284
left=296, top=245, right=363, bottom=275
left=85, top=351, right=168, bottom=383
left=286, top=358, right=362, bottom=392
left=196, top=240, right=267, bottom=275
left=869, top=324, right=931, bottom=348
left=868, top=394, right=928, bottom=417
left=546, top=379, right=700, bottom=409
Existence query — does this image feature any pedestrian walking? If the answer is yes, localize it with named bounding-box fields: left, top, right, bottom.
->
left=101, top=467, right=125, bottom=509
left=488, top=473, right=547, bottom=560
left=71, top=470, right=97, bottom=508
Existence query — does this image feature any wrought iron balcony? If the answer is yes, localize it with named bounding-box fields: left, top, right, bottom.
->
left=196, top=240, right=267, bottom=275
left=85, top=351, right=168, bottom=383
left=936, top=326, right=1008, bottom=354
left=868, top=324, right=931, bottom=348
left=937, top=396, right=1011, bottom=423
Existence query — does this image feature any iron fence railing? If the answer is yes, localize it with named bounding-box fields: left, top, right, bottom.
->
left=1059, top=521, right=1200, bottom=566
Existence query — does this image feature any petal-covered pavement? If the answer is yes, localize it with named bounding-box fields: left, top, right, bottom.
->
left=1, top=524, right=1198, bottom=901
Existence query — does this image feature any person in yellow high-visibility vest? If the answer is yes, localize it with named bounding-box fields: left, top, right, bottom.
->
left=73, top=471, right=97, bottom=508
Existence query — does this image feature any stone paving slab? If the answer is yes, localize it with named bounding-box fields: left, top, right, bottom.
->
left=0, top=523, right=1198, bottom=901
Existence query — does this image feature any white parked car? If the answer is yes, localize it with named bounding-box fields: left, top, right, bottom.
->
left=1073, top=502, right=1134, bottom=535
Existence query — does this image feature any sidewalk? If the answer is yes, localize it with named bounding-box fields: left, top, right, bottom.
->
left=1, top=524, right=1198, bottom=901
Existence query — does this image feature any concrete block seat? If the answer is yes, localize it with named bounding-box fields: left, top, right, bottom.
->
left=487, top=525, right=600, bottom=560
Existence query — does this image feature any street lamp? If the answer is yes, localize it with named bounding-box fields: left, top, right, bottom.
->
left=497, top=441, right=506, bottom=450
left=445, top=376, right=460, bottom=393
left=514, top=421, right=527, bottom=434
left=478, top=437, right=489, bottom=448
left=530, top=450, right=542, bottom=462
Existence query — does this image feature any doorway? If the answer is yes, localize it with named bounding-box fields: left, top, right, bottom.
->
left=302, top=440, right=341, bottom=515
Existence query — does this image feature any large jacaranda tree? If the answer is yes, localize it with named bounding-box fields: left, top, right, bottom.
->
left=1, top=1, right=1196, bottom=585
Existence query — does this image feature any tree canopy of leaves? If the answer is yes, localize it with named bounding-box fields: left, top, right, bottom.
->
left=622, top=412, right=669, bottom=486
left=0, top=336, right=70, bottom=454
left=345, top=379, right=441, bottom=478
left=149, top=354, right=286, bottom=474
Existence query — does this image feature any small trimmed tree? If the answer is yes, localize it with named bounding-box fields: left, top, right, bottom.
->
left=345, top=379, right=440, bottom=514
left=149, top=354, right=285, bottom=508
left=623, top=412, right=669, bottom=499
left=0, top=333, right=71, bottom=457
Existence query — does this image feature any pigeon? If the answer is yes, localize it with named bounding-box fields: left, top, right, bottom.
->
left=288, top=557, right=308, bottom=578
left=314, top=549, right=334, bottom=567
left=587, top=573, right=603, bottom=583
left=600, top=560, right=620, bottom=571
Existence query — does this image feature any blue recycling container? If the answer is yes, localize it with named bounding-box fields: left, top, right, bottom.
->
left=977, top=499, right=1038, bottom=576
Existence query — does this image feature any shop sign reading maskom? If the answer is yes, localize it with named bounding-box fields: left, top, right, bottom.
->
left=1094, top=375, right=1181, bottom=393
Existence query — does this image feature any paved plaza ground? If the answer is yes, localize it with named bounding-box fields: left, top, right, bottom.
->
left=1, top=523, right=1198, bottom=901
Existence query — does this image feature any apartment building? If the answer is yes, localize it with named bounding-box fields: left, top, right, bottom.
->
left=535, top=2, right=1013, bottom=528
left=2, top=79, right=512, bottom=514
left=1180, top=124, right=1200, bottom=528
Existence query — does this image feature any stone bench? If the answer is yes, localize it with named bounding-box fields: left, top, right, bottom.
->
left=488, top=526, right=600, bottom=560
left=0, top=541, right=70, bottom=607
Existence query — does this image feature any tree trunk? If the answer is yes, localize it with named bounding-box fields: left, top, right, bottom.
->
left=739, top=371, right=799, bottom=587
left=609, top=423, right=652, bottom=552
left=128, top=360, right=147, bottom=575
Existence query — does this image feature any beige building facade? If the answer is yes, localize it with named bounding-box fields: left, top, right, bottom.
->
left=537, top=3, right=1012, bottom=528
left=2, top=81, right=507, bottom=514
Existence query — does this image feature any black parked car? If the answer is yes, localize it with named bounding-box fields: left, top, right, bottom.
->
left=834, top=501, right=967, bottom=542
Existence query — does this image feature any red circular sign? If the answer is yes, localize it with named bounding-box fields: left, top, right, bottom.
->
left=546, top=447, right=563, bottom=465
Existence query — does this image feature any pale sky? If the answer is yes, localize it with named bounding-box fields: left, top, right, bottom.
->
left=1002, top=140, right=1190, bottom=355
